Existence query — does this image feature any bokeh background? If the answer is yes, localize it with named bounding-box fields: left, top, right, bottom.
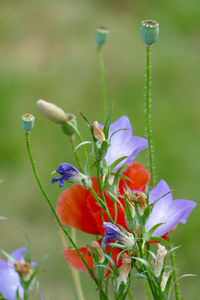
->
left=0, top=0, right=200, bottom=299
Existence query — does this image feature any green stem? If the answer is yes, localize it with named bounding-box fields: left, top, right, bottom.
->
left=128, top=288, right=134, bottom=300
left=69, top=135, right=83, bottom=173
left=97, top=47, right=107, bottom=122
left=168, top=235, right=180, bottom=300
left=71, top=228, right=85, bottom=300
left=145, top=46, right=155, bottom=187
left=25, top=132, right=97, bottom=284
left=66, top=121, right=89, bottom=172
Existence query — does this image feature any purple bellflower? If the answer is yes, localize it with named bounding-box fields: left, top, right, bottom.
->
left=0, top=247, right=36, bottom=300
left=103, top=222, right=134, bottom=247
left=51, top=163, right=86, bottom=188
left=145, top=180, right=196, bottom=237
left=101, top=116, right=147, bottom=172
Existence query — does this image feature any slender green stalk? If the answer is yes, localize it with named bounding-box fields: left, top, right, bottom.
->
left=24, top=132, right=97, bottom=284
left=97, top=47, right=107, bottom=122
left=168, top=236, right=180, bottom=300
left=69, top=135, right=83, bottom=172
left=128, top=288, right=134, bottom=300
left=145, top=45, right=155, bottom=187
left=66, top=121, right=89, bottom=172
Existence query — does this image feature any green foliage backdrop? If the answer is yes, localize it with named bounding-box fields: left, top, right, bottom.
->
left=0, top=0, right=199, bottom=298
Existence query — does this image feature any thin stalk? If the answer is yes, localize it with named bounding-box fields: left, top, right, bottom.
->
left=168, top=235, right=180, bottom=300
left=128, top=288, right=134, bottom=300
left=69, top=135, right=83, bottom=172
left=145, top=45, right=155, bottom=187
left=97, top=47, right=107, bottom=122
left=25, top=132, right=97, bottom=284
left=59, top=227, right=85, bottom=300
left=66, top=121, right=89, bottom=172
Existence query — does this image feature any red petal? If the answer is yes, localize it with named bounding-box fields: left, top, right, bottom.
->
left=56, top=184, right=100, bottom=235
left=119, top=162, right=150, bottom=194
left=64, top=247, right=94, bottom=271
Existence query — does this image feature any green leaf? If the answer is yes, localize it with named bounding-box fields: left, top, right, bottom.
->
left=79, top=112, right=93, bottom=132
left=103, top=108, right=112, bottom=139
left=150, top=236, right=169, bottom=244
left=110, top=156, right=128, bottom=172
left=104, top=253, right=119, bottom=277
left=106, top=191, right=126, bottom=214
left=74, top=141, right=92, bottom=152
left=25, top=236, right=31, bottom=263
left=132, top=257, right=155, bottom=276
left=0, top=249, right=15, bottom=263
left=95, top=264, right=114, bottom=274
left=132, top=273, right=148, bottom=280
left=148, top=223, right=164, bottom=235
left=166, top=245, right=181, bottom=256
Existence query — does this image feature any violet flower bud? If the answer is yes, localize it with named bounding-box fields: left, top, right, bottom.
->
left=103, top=222, right=134, bottom=248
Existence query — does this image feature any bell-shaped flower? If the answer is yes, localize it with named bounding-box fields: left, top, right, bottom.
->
left=0, top=247, right=36, bottom=300
left=102, top=116, right=147, bottom=172
left=103, top=222, right=134, bottom=248
left=145, top=180, right=196, bottom=237
left=51, top=163, right=87, bottom=188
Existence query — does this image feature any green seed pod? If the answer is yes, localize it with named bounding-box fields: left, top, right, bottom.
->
left=61, top=113, right=77, bottom=136
left=21, top=113, right=35, bottom=132
left=141, top=20, right=159, bottom=46
left=95, top=26, right=109, bottom=48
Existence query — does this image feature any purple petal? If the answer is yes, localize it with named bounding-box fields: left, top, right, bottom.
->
left=149, top=180, right=172, bottom=205
left=8, top=247, right=26, bottom=266
left=31, top=262, right=37, bottom=268
left=103, top=116, right=147, bottom=171
left=0, top=260, right=24, bottom=300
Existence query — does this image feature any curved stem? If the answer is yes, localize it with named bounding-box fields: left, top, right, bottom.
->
left=69, top=135, right=83, bottom=172
left=97, top=47, right=107, bottom=122
left=25, top=132, right=97, bottom=284
left=145, top=46, right=155, bottom=187
left=168, top=235, right=180, bottom=300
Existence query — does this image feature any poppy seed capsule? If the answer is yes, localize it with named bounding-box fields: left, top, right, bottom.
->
left=141, top=20, right=159, bottom=46
left=21, top=113, right=35, bottom=132
left=95, top=26, right=109, bottom=48
left=37, top=99, right=67, bottom=124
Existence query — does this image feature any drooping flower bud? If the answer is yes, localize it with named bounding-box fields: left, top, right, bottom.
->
left=37, top=99, right=67, bottom=124
left=90, top=241, right=105, bottom=263
left=61, top=113, right=77, bottom=136
left=141, top=20, right=159, bottom=46
left=21, top=113, right=35, bottom=132
left=117, top=253, right=132, bottom=285
left=51, top=163, right=87, bottom=188
left=103, top=222, right=134, bottom=248
left=92, top=121, right=105, bottom=143
left=154, top=244, right=167, bottom=277
left=95, top=26, right=109, bottom=48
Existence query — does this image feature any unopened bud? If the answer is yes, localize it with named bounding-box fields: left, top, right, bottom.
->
left=154, top=244, right=167, bottom=277
left=37, top=99, right=67, bottom=124
left=61, top=113, right=77, bottom=136
left=117, top=253, right=132, bottom=285
left=92, top=121, right=105, bottom=143
left=95, top=26, right=109, bottom=48
left=141, top=20, right=159, bottom=46
left=90, top=241, right=105, bottom=263
left=21, top=113, right=35, bottom=132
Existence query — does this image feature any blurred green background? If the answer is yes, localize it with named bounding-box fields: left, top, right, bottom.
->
left=0, top=0, right=200, bottom=299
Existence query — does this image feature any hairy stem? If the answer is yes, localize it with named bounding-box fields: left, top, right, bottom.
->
left=145, top=46, right=155, bottom=187
left=25, top=132, right=97, bottom=284
left=168, top=235, right=180, bottom=300
left=97, top=47, right=107, bottom=122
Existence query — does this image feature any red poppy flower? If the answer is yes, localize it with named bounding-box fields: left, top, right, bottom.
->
left=56, top=162, right=149, bottom=275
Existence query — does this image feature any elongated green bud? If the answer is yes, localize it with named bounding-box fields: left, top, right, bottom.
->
left=61, top=113, right=77, bottom=136
left=21, top=113, right=35, bottom=132
left=37, top=99, right=67, bottom=124
left=95, top=26, right=109, bottom=48
left=141, top=20, right=159, bottom=46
